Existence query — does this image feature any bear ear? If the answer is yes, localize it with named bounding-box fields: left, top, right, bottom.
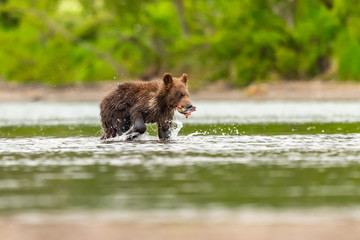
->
left=181, top=73, right=188, bottom=85
left=163, top=73, right=173, bottom=86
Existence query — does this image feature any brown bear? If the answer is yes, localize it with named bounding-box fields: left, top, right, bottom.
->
left=100, top=73, right=195, bottom=140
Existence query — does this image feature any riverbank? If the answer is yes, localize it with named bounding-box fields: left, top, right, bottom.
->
left=1, top=209, right=360, bottom=240
left=1, top=80, right=360, bottom=102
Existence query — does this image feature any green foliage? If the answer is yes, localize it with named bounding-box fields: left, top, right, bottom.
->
left=1, top=0, right=360, bottom=86
left=335, top=31, right=360, bottom=80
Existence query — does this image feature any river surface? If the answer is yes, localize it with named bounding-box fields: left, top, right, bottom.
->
left=1, top=101, right=360, bottom=211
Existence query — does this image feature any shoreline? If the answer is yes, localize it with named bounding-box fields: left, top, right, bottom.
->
left=1, top=80, right=360, bottom=102
left=1, top=208, right=360, bottom=240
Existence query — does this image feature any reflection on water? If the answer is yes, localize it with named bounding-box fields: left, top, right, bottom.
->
left=1, top=101, right=360, bottom=211
left=1, top=134, right=360, bottom=210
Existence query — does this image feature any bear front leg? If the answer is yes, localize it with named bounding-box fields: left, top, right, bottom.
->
left=158, top=121, right=171, bottom=141
left=126, top=116, right=146, bottom=140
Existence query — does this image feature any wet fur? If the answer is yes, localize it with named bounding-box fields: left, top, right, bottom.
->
left=100, top=73, right=191, bottom=140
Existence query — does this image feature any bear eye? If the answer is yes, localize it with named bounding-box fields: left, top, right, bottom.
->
left=179, top=93, right=185, bottom=98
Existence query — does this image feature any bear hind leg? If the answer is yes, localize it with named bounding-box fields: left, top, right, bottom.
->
left=118, top=117, right=131, bottom=135
left=101, top=111, right=130, bottom=140
left=101, top=122, right=117, bottom=140
left=111, top=110, right=131, bottom=136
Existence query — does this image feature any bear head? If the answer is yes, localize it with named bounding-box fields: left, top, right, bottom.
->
left=162, top=73, right=194, bottom=112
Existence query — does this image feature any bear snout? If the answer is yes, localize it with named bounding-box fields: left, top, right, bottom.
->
left=187, top=104, right=196, bottom=112
left=177, top=104, right=194, bottom=110
left=182, top=104, right=196, bottom=112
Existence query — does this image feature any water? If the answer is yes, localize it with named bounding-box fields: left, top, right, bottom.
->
left=2, top=101, right=360, bottom=126
left=1, top=101, right=360, bottom=211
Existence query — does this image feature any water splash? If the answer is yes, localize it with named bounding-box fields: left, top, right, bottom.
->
left=101, top=131, right=157, bottom=142
left=185, top=131, right=208, bottom=139
left=100, top=121, right=183, bottom=142
left=170, top=120, right=183, bottom=140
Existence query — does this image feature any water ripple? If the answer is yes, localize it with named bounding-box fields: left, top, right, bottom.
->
left=1, top=134, right=360, bottom=167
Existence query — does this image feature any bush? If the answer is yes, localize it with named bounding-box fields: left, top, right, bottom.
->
left=1, top=0, right=360, bottom=86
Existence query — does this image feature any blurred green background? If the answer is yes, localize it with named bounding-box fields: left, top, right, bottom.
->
left=1, top=0, right=360, bottom=87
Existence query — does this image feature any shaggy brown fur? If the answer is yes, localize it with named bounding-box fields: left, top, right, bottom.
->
left=100, top=73, right=193, bottom=140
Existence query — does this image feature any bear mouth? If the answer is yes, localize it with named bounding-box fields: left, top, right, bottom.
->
left=176, top=105, right=196, bottom=118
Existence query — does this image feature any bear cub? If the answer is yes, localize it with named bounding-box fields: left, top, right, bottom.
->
left=100, top=73, right=195, bottom=140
